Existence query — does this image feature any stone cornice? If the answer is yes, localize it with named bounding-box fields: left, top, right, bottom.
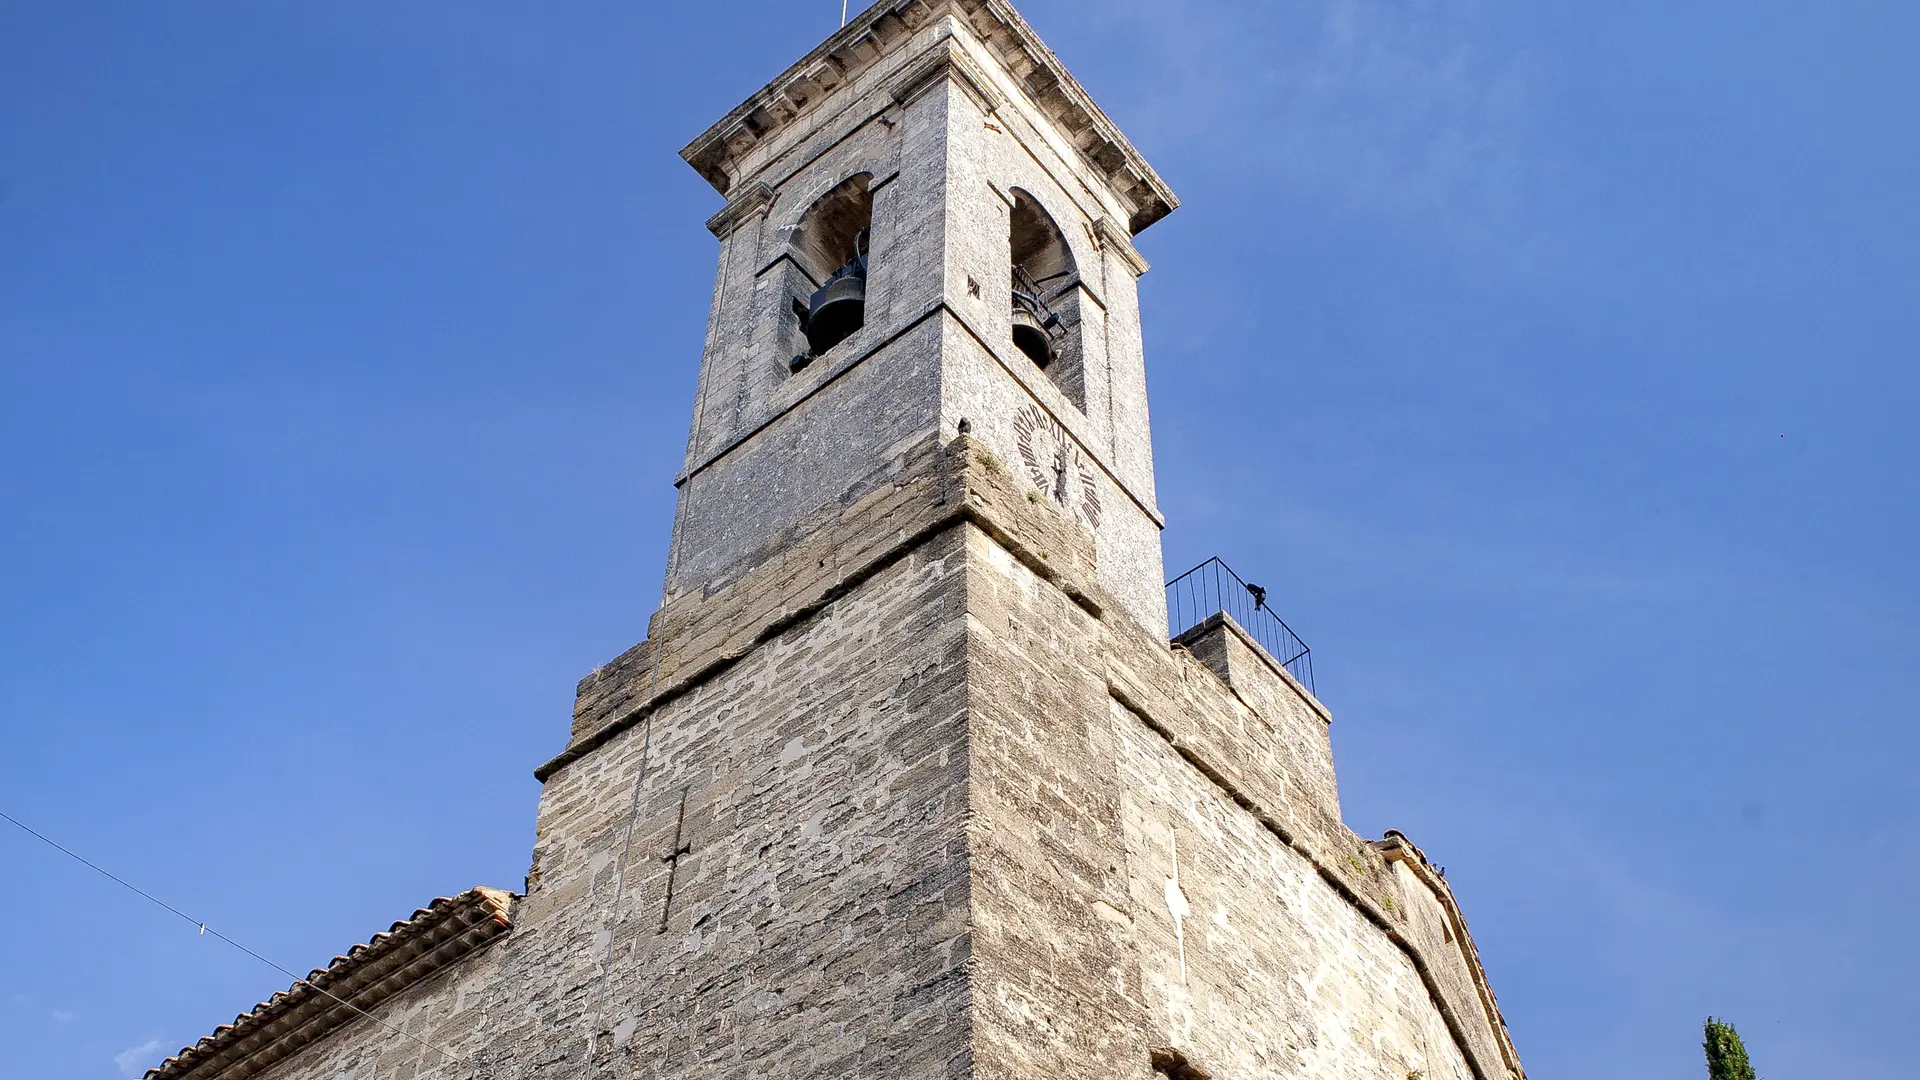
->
left=703, top=180, right=775, bottom=238
left=887, top=34, right=1003, bottom=114
left=1092, top=216, right=1151, bottom=277
left=680, top=0, right=1177, bottom=235
left=542, top=433, right=1110, bottom=783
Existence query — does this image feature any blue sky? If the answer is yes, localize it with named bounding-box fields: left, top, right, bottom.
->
left=1, top=2, right=1913, bottom=1077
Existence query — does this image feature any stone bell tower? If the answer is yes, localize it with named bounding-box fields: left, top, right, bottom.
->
left=665, top=0, right=1174, bottom=634
left=147, top=5, right=1527, bottom=1080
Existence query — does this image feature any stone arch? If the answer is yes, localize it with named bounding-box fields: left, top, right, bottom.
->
left=1009, top=188, right=1086, bottom=408
left=1011, top=188, right=1076, bottom=287
left=786, top=172, right=874, bottom=362
left=790, top=172, right=873, bottom=285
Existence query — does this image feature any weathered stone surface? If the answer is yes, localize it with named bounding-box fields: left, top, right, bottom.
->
left=953, top=442, right=1525, bottom=1080
left=665, top=3, right=1170, bottom=634
left=154, top=5, right=1527, bottom=1079
left=164, top=430, right=1521, bottom=1080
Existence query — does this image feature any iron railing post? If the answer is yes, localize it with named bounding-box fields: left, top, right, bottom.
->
left=1165, top=556, right=1316, bottom=695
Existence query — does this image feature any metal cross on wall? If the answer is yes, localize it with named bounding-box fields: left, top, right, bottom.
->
left=658, top=790, right=694, bottom=934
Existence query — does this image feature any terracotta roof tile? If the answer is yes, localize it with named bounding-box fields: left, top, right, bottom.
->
left=146, top=887, right=515, bottom=1080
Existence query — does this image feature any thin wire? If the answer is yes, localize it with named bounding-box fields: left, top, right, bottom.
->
left=0, top=810, right=467, bottom=1070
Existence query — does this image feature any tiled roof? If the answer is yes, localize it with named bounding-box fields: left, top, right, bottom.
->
left=147, top=887, right=515, bottom=1080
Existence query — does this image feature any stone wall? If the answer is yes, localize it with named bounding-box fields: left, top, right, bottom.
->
left=667, top=6, right=1172, bottom=639
left=254, top=454, right=988, bottom=1080
left=172, top=433, right=1521, bottom=1080
left=159, top=2, right=1529, bottom=1072
left=959, top=461, right=1523, bottom=1080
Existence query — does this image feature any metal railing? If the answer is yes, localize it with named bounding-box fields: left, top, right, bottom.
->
left=1166, top=557, right=1316, bottom=694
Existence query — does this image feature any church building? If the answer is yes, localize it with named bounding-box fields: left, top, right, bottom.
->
left=150, top=3, right=1527, bottom=1078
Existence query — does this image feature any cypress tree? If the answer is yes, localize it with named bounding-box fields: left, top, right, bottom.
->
left=1704, top=1017, right=1759, bottom=1080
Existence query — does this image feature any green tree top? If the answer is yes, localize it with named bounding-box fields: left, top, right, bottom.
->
left=1704, top=1017, right=1759, bottom=1080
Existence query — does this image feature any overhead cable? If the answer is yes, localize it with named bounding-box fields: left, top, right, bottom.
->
left=0, top=809, right=469, bottom=1073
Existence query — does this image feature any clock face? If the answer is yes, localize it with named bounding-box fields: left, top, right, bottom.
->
left=1012, top=403, right=1103, bottom=529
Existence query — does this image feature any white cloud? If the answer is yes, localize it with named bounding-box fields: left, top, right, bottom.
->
left=114, top=1039, right=166, bottom=1079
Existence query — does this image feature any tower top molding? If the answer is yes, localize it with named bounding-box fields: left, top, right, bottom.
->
left=679, top=0, right=1179, bottom=235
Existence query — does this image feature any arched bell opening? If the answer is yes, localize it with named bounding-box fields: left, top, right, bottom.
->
left=790, top=173, right=874, bottom=364
left=1008, top=189, right=1085, bottom=407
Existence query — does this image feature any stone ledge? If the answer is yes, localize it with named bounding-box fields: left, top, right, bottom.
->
left=673, top=304, right=945, bottom=490
left=572, top=637, right=651, bottom=741
left=1173, top=611, right=1329, bottom=724
left=680, top=0, right=1176, bottom=235
left=1376, top=831, right=1529, bottom=1080
left=671, top=303, right=1163, bottom=533
left=541, top=431, right=1112, bottom=783
left=703, top=179, right=776, bottom=238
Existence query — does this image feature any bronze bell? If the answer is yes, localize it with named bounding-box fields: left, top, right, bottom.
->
left=1011, top=264, right=1061, bottom=367
left=803, top=229, right=869, bottom=357
left=805, top=273, right=865, bottom=356
left=1011, top=299, right=1054, bottom=367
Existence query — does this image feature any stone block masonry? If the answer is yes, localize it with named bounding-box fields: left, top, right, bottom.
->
left=150, top=2, right=1526, bottom=1076
left=666, top=0, right=1174, bottom=634
left=156, top=434, right=1522, bottom=1080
